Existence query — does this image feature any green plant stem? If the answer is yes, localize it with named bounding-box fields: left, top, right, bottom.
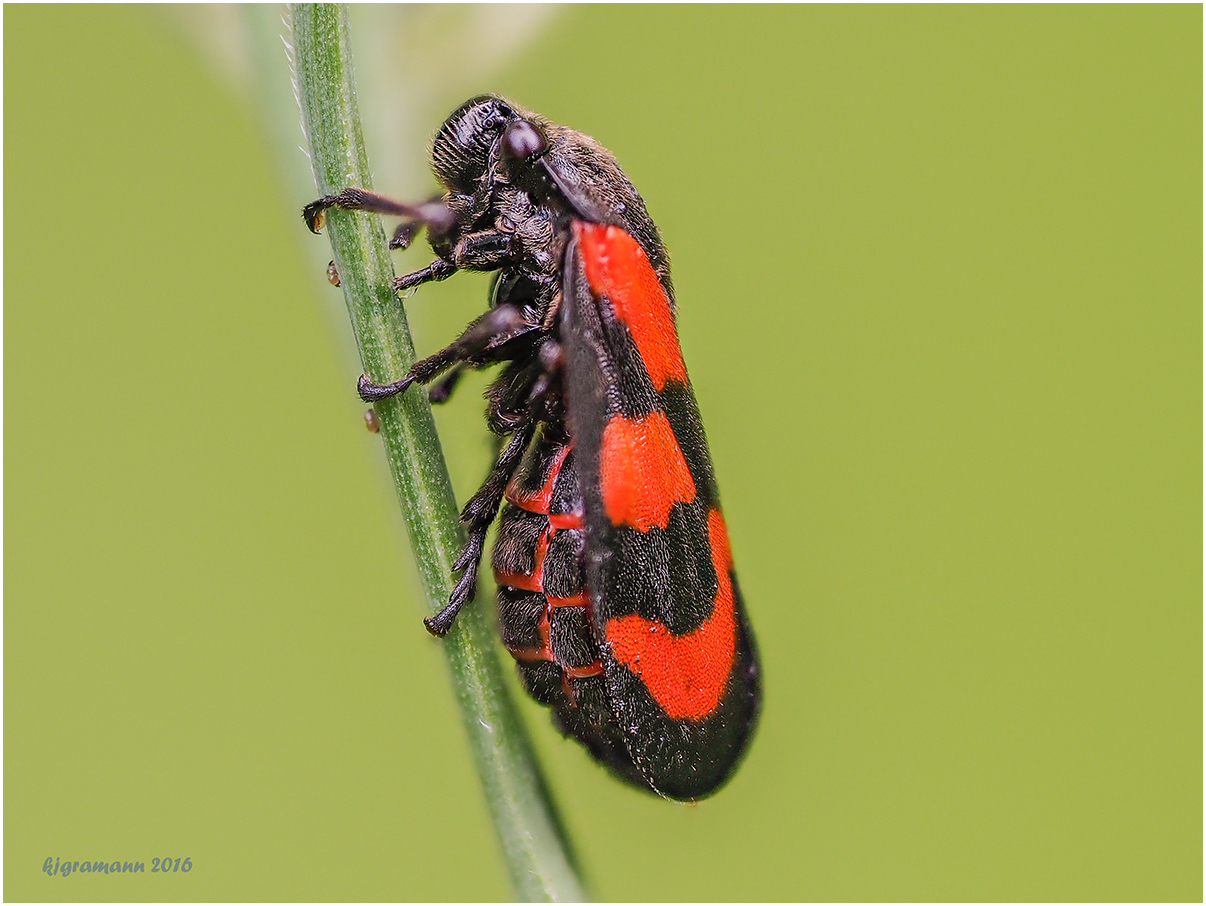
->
left=288, top=5, right=585, bottom=901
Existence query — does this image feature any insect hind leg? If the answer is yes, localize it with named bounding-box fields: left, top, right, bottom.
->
left=425, top=354, right=558, bottom=636
left=425, top=418, right=537, bottom=636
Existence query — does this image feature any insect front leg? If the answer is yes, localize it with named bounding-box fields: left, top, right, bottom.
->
left=303, top=188, right=452, bottom=236
left=395, top=226, right=527, bottom=295
left=304, top=189, right=460, bottom=292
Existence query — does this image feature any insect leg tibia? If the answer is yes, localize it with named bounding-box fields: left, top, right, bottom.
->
left=460, top=422, right=535, bottom=525
left=302, top=189, right=453, bottom=235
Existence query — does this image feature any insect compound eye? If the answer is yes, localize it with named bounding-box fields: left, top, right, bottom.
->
left=500, top=120, right=548, bottom=163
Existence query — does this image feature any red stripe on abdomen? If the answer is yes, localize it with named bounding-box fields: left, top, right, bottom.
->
left=506, top=444, right=570, bottom=515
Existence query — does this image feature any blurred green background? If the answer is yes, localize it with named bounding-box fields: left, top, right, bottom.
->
left=5, top=4, right=1201, bottom=901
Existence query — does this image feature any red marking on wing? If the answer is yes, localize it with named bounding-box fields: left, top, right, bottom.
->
left=600, top=411, right=696, bottom=531
left=574, top=221, right=687, bottom=391
left=605, top=509, right=737, bottom=721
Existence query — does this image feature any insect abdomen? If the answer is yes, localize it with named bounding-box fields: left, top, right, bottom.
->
left=491, top=429, right=647, bottom=786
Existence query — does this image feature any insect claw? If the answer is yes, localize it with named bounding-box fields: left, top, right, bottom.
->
left=424, top=569, right=475, bottom=636
left=302, top=200, right=328, bottom=233
left=423, top=606, right=457, bottom=637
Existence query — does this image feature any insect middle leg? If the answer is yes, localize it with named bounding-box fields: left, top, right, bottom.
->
left=358, top=304, right=536, bottom=402
left=391, top=227, right=518, bottom=292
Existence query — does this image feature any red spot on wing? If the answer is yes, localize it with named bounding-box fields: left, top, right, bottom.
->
left=600, top=411, right=695, bottom=531
left=605, top=510, right=737, bottom=721
left=574, top=221, right=687, bottom=391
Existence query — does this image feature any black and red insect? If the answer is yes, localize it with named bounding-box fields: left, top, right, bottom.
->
left=305, top=96, right=759, bottom=800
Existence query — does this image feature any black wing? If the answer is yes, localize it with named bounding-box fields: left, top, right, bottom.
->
left=560, top=221, right=760, bottom=800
